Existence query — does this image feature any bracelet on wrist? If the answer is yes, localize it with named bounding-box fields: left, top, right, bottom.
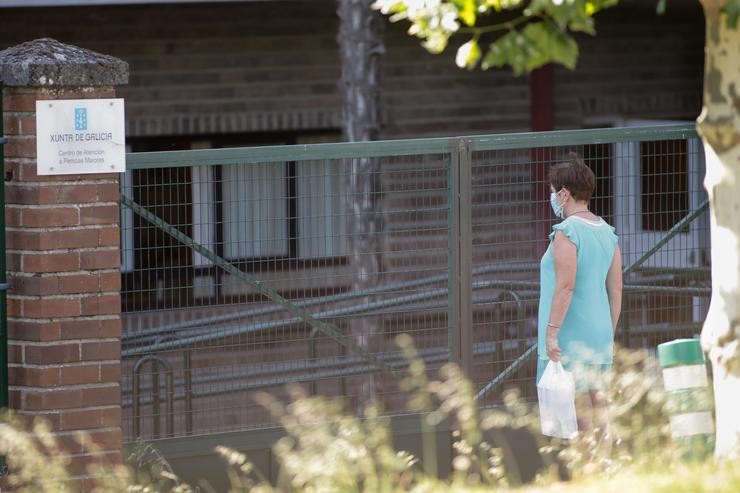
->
left=547, top=322, right=560, bottom=329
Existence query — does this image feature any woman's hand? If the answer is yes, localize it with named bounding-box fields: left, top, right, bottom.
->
left=546, top=332, right=561, bottom=362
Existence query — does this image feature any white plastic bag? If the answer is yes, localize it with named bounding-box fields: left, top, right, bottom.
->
left=537, top=360, right=578, bottom=439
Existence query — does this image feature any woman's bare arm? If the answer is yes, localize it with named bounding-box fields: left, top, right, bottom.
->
left=606, top=245, right=623, bottom=333
left=546, top=231, right=578, bottom=361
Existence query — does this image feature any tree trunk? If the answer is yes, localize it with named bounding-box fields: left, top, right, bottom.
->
left=697, top=0, right=740, bottom=458
left=337, top=0, right=384, bottom=409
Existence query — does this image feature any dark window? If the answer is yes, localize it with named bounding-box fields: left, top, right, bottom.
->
left=640, top=140, right=688, bottom=231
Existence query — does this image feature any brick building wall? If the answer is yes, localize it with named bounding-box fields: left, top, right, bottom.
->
left=0, top=0, right=703, bottom=140
left=554, top=0, right=705, bottom=128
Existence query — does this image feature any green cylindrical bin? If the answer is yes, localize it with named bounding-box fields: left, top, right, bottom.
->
left=657, top=338, right=715, bottom=460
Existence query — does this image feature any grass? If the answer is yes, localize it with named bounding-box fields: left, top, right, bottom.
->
left=0, top=336, right=735, bottom=492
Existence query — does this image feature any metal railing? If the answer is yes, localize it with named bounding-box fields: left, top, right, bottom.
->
left=121, top=124, right=710, bottom=440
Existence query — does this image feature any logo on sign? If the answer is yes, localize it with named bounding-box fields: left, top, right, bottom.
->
left=74, top=108, right=88, bottom=131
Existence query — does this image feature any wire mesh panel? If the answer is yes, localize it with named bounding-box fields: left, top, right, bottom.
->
left=120, top=125, right=711, bottom=442
left=121, top=147, right=452, bottom=440
left=471, top=128, right=710, bottom=407
left=469, top=148, right=540, bottom=405
left=614, top=137, right=710, bottom=348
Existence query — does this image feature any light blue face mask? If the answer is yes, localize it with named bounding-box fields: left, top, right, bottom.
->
left=550, top=190, right=565, bottom=219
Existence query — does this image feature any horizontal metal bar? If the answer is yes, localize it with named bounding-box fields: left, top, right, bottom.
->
left=627, top=267, right=711, bottom=278
left=625, top=284, right=710, bottom=296
left=126, top=137, right=454, bottom=169
left=622, top=322, right=702, bottom=336
left=470, top=124, right=698, bottom=152
left=125, top=125, right=698, bottom=170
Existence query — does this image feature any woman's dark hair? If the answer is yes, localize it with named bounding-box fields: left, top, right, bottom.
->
left=548, top=152, right=596, bottom=202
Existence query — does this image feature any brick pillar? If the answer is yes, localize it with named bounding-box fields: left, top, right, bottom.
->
left=0, top=38, right=128, bottom=488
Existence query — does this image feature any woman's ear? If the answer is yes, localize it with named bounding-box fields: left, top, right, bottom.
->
left=560, top=188, right=571, bottom=202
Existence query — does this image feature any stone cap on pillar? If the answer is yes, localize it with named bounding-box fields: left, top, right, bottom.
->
left=0, top=38, right=128, bottom=87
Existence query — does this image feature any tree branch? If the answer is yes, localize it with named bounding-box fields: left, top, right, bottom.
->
left=458, top=14, right=529, bottom=35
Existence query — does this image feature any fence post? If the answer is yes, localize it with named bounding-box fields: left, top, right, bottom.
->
left=0, top=38, right=127, bottom=489
left=449, top=138, right=473, bottom=378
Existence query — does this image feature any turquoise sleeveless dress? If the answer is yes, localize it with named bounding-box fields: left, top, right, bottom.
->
left=536, top=215, right=619, bottom=392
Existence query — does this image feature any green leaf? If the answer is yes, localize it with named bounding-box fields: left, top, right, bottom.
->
left=481, top=32, right=515, bottom=72
left=523, top=21, right=579, bottom=69
left=526, top=0, right=614, bottom=35
left=481, top=30, right=539, bottom=75
left=456, top=39, right=482, bottom=69
left=480, top=21, right=579, bottom=75
left=723, top=0, right=740, bottom=29
left=480, top=20, right=581, bottom=76
left=586, top=0, right=620, bottom=13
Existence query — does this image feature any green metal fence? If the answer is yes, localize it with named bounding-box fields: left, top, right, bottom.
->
left=121, top=124, right=710, bottom=441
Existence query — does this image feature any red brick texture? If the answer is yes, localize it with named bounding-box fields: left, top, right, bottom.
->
left=4, top=85, right=123, bottom=486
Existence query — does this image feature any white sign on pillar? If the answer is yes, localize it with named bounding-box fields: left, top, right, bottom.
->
left=36, top=98, right=126, bottom=175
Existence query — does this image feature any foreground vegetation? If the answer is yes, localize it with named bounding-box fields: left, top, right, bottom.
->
left=1, top=335, right=737, bottom=492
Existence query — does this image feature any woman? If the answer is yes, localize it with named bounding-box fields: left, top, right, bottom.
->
left=537, top=153, right=623, bottom=435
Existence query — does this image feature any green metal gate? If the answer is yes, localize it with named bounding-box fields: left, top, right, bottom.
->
left=120, top=124, right=709, bottom=445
